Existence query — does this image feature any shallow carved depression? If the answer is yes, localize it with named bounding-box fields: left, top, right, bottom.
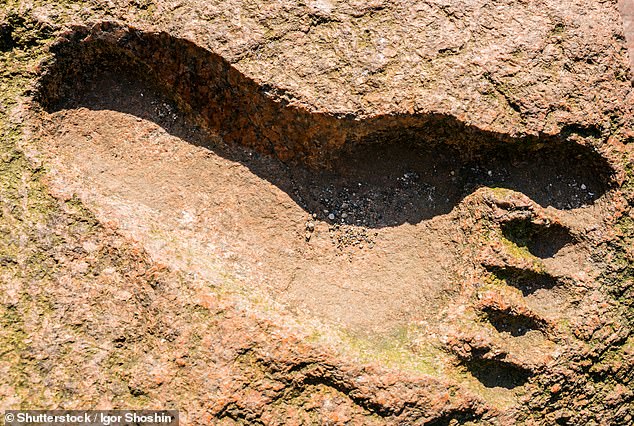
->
left=34, top=23, right=615, bottom=338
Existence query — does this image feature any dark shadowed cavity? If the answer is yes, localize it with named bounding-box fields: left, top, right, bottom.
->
left=479, top=306, right=547, bottom=337
left=484, top=265, right=561, bottom=296
left=34, top=24, right=615, bottom=229
left=462, top=358, right=533, bottom=389
left=500, top=219, right=575, bottom=258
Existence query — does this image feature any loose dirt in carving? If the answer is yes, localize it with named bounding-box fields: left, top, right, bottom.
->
left=35, top=70, right=607, bottom=336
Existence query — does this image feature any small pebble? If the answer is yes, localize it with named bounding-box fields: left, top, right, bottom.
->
left=581, top=184, right=587, bottom=190
left=328, top=213, right=335, bottom=220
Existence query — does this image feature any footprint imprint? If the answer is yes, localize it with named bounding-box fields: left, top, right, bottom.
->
left=32, top=23, right=617, bottom=388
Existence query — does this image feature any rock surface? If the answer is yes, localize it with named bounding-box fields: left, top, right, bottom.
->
left=621, top=0, right=634, bottom=75
left=0, top=0, right=633, bottom=424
